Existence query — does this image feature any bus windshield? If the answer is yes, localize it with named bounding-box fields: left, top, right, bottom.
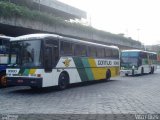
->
left=121, top=57, right=138, bottom=66
left=121, top=52, right=139, bottom=57
left=10, top=40, right=42, bottom=67
left=121, top=52, right=139, bottom=67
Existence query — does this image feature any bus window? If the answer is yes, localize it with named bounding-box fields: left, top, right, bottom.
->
left=97, top=47, right=105, bottom=58
left=45, top=39, right=59, bottom=67
left=74, top=44, right=87, bottom=56
left=60, top=41, right=73, bottom=56
left=140, top=52, right=147, bottom=59
left=112, top=50, right=119, bottom=58
left=153, top=54, right=157, bottom=60
left=105, top=48, right=112, bottom=58
left=88, top=46, right=96, bottom=57
left=0, top=39, right=10, bottom=52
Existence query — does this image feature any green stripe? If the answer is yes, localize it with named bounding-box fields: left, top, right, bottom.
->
left=81, top=58, right=94, bottom=80
left=73, top=57, right=89, bottom=82
left=19, top=68, right=25, bottom=75
left=23, top=69, right=30, bottom=76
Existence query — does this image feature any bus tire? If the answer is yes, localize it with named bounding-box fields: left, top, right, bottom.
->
left=105, top=69, right=111, bottom=81
left=152, top=67, right=154, bottom=74
left=149, top=67, right=152, bottom=74
left=132, top=69, right=134, bottom=76
left=141, top=67, right=144, bottom=75
left=58, top=72, right=69, bottom=90
left=125, top=73, right=128, bottom=76
left=0, top=72, right=6, bottom=88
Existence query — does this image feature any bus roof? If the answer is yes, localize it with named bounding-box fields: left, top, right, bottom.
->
left=122, top=49, right=157, bottom=54
left=0, top=35, right=13, bottom=40
left=11, top=33, right=119, bottom=50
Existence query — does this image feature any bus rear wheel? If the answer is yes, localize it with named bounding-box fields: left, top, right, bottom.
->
left=149, top=67, right=152, bottom=74
left=151, top=67, right=154, bottom=74
left=58, top=72, right=69, bottom=90
left=0, top=73, right=6, bottom=88
left=132, top=69, right=134, bottom=76
left=105, top=69, right=111, bottom=81
left=141, top=67, right=144, bottom=75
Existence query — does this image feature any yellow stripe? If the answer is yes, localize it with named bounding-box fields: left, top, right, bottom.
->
left=88, top=58, right=119, bottom=80
left=88, top=58, right=96, bottom=67
left=29, top=69, right=36, bottom=75
left=88, top=58, right=106, bottom=80
left=110, top=67, right=119, bottom=77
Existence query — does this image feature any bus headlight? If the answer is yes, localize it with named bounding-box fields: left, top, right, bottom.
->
left=121, top=67, right=125, bottom=70
left=132, top=65, right=135, bottom=69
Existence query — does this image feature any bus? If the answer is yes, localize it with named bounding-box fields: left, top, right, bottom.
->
left=120, top=50, right=157, bottom=76
left=0, top=35, right=12, bottom=87
left=6, top=34, right=120, bottom=89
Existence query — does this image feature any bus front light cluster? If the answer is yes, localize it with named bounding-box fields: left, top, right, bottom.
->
left=132, top=66, right=135, bottom=69
left=121, top=67, right=125, bottom=70
left=37, top=74, right=41, bottom=77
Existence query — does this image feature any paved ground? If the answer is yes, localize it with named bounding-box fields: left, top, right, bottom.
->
left=0, top=69, right=160, bottom=119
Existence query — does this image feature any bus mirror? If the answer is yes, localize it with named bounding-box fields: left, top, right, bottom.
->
left=44, top=47, right=52, bottom=72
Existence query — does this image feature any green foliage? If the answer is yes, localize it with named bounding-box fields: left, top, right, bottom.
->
left=0, top=1, right=63, bottom=24
left=0, top=1, right=105, bottom=32
left=0, top=1, right=139, bottom=43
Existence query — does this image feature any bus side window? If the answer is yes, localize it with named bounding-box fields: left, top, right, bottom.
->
left=112, top=49, right=119, bottom=59
left=105, top=48, right=112, bottom=58
left=74, top=44, right=87, bottom=56
left=88, top=46, right=97, bottom=57
left=97, top=47, right=105, bottom=58
left=141, top=52, right=147, bottom=59
left=60, top=41, right=73, bottom=56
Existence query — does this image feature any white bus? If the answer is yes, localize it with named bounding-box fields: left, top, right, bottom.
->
left=6, top=34, right=120, bottom=89
left=120, top=50, right=157, bottom=76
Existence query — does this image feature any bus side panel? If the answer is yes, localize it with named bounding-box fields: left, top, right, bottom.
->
left=64, top=69, right=82, bottom=84
left=41, top=69, right=60, bottom=87
left=42, top=69, right=82, bottom=87
left=73, top=57, right=108, bottom=80
left=110, top=67, right=119, bottom=77
left=56, top=57, right=82, bottom=84
left=87, top=58, right=105, bottom=80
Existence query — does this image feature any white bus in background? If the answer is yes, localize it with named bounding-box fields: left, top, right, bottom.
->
left=120, top=50, right=157, bottom=76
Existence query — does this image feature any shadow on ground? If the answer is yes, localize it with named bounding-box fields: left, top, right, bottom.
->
left=9, top=79, right=118, bottom=94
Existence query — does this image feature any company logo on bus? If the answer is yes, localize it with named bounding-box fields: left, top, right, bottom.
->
left=63, top=58, right=71, bottom=67
left=97, top=59, right=120, bottom=66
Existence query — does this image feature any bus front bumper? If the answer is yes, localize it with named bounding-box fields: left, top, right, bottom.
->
left=6, top=77, right=42, bottom=88
left=120, top=69, right=138, bottom=76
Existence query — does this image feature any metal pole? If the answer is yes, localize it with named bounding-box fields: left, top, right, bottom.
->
left=137, top=28, right=140, bottom=41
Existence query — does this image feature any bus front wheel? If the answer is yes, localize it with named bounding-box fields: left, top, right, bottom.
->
left=58, top=72, right=69, bottom=90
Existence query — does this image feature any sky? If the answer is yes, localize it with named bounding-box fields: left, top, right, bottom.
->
left=58, top=0, right=160, bottom=45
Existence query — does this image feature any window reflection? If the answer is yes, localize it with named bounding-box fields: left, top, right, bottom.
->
left=10, top=40, right=42, bottom=67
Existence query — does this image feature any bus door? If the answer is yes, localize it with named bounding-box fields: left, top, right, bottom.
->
left=44, top=39, right=59, bottom=72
